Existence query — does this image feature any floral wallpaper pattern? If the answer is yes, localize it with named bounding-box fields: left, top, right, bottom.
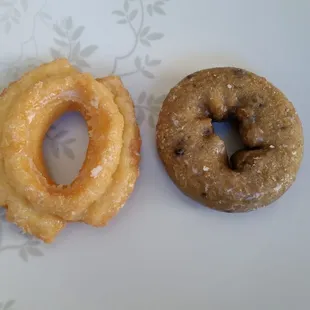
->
left=0, top=300, right=16, bottom=310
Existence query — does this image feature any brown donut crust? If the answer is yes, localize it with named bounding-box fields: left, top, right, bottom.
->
left=156, top=67, right=304, bottom=212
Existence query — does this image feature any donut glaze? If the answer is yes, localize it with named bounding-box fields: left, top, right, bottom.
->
left=0, top=59, right=141, bottom=242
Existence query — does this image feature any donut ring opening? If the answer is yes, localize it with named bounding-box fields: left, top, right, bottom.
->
left=156, top=67, right=303, bottom=212
left=211, top=117, right=246, bottom=162
left=42, top=111, right=89, bottom=185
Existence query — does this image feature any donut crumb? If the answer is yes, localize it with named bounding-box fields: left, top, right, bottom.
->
left=274, top=184, right=282, bottom=192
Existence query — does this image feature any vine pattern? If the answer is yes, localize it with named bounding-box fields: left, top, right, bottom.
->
left=0, top=208, right=44, bottom=261
left=110, top=0, right=169, bottom=127
left=0, top=300, right=16, bottom=310
left=50, top=16, right=98, bottom=68
left=111, top=0, right=166, bottom=77
left=0, top=0, right=27, bottom=34
left=136, top=92, right=166, bottom=127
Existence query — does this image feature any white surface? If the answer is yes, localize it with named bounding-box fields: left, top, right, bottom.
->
left=0, top=0, right=309, bottom=309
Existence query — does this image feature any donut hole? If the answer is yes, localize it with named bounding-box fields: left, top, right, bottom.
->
left=43, top=111, right=89, bottom=185
left=212, top=117, right=246, bottom=160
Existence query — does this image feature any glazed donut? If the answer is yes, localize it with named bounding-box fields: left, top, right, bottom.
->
left=0, top=59, right=141, bottom=242
left=83, top=76, right=141, bottom=226
left=156, top=67, right=303, bottom=212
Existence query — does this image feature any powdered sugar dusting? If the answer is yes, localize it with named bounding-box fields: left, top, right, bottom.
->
left=60, top=90, right=79, bottom=98
left=28, top=113, right=35, bottom=123
left=91, top=98, right=99, bottom=108
left=91, top=166, right=103, bottom=178
left=274, top=184, right=282, bottom=192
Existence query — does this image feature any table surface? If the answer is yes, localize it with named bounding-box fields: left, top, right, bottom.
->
left=0, top=0, right=309, bottom=309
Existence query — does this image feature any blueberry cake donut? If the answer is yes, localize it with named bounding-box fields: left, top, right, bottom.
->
left=156, top=67, right=303, bottom=212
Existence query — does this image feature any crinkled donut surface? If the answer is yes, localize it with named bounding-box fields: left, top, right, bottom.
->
left=156, top=67, right=303, bottom=212
left=0, top=59, right=141, bottom=242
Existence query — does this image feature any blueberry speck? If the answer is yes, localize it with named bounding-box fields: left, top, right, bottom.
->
left=175, top=148, right=185, bottom=156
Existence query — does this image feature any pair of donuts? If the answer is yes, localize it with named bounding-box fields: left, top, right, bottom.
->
left=0, top=59, right=141, bottom=242
left=0, top=61, right=304, bottom=242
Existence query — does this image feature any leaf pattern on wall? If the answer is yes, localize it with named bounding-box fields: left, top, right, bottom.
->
left=111, top=0, right=167, bottom=78
left=0, top=0, right=26, bottom=33
left=136, top=92, right=166, bottom=127
left=0, top=300, right=16, bottom=310
left=50, top=17, right=98, bottom=69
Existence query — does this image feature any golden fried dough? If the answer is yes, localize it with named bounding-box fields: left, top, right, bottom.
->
left=0, top=59, right=141, bottom=242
